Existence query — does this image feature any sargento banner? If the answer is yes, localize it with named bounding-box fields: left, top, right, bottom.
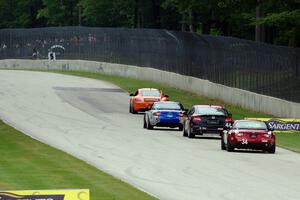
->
left=245, top=118, right=300, bottom=131
left=0, top=189, right=89, bottom=200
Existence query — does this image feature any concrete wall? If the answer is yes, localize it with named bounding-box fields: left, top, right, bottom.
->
left=1, top=59, right=300, bottom=118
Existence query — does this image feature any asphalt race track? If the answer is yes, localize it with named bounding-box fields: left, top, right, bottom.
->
left=1, top=70, right=300, bottom=200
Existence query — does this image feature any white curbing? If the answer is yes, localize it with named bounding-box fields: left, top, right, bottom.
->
left=1, top=59, right=300, bottom=118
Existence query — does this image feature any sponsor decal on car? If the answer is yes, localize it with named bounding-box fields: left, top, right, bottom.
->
left=0, top=189, right=89, bottom=200
left=245, top=118, right=300, bottom=131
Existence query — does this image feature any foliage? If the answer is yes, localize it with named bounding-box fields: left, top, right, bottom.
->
left=256, top=0, right=300, bottom=46
left=0, top=0, right=299, bottom=47
left=0, top=0, right=44, bottom=28
left=79, top=0, right=135, bottom=27
left=37, top=0, right=79, bottom=26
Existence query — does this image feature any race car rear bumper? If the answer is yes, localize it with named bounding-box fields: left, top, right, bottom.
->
left=134, top=102, right=154, bottom=111
left=230, top=141, right=274, bottom=150
left=156, top=122, right=183, bottom=128
left=191, top=125, right=224, bottom=135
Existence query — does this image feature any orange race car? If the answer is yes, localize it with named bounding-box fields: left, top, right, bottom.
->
left=129, top=88, right=169, bottom=114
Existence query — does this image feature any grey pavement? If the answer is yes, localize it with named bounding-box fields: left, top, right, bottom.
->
left=0, top=70, right=300, bottom=200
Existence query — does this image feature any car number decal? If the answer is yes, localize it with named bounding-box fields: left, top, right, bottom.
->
left=241, top=139, right=248, bottom=145
left=225, top=123, right=232, bottom=127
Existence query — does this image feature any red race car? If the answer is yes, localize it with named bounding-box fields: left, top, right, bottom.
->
left=221, top=120, right=276, bottom=153
left=129, top=88, right=168, bottom=114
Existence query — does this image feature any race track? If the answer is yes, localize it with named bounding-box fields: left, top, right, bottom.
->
left=0, top=70, right=300, bottom=200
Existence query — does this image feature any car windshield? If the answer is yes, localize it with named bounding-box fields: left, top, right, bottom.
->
left=234, top=121, right=267, bottom=129
left=153, top=102, right=182, bottom=110
left=141, top=90, right=161, bottom=97
left=195, top=107, right=227, bottom=116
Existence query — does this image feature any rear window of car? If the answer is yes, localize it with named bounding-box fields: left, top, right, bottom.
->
left=234, top=121, right=267, bottom=129
left=195, top=107, right=227, bottom=116
left=141, top=90, right=161, bottom=97
left=153, top=102, right=182, bottom=110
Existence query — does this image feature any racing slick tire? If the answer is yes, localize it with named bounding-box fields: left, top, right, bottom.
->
left=130, top=101, right=137, bottom=114
left=146, top=117, right=153, bottom=130
left=268, top=144, right=276, bottom=154
left=221, top=136, right=226, bottom=150
left=226, top=140, right=234, bottom=152
left=129, top=102, right=132, bottom=113
left=183, top=126, right=188, bottom=137
left=188, top=127, right=195, bottom=138
left=143, top=115, right=147, bottom=129
left=178, top=124, right=183, bottom=131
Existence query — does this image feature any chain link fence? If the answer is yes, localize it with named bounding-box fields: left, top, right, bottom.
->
left=1, top=26, right=299, bottom=103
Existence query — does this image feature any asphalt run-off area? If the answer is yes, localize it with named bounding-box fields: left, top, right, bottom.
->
left=0, top=70, right=300, bottom=200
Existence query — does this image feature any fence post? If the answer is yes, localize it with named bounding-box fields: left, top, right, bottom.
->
left=297, top=50, right=300, bottom=77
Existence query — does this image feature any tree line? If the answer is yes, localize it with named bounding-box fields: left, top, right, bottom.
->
left=0, top=0, right=299, bottom=47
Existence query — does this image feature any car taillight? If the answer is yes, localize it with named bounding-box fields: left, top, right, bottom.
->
left=134, top=97, right=143, bottom=102
left=153, top=111, right=160, bottom=116
left=191, top=116, right=202, bottom=122
left=236, top=132, right=244, bottom=137
left=264, top=132, right=272, bottom=138
left=229, top=131, right=237, bottom=141
left=225, top=116, right=233, bottom=122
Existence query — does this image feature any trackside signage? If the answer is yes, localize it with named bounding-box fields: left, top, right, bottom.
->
left=245, top=118, right=300, bottom=131
left=0, top=189, right=89, bottom=200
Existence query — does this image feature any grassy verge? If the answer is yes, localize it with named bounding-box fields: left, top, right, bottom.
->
left=53, top=70, right=300, bottom=153
left=0, top=120, right=155, bottom=200
left=276, top=132, right=300, bottom=153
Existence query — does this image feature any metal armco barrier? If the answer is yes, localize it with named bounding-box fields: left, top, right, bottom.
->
left=0, top=27, right=300, bottom=103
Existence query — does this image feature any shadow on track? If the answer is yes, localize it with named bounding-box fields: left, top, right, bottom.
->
left=189, top=135, right=221, bottom=140
left=151, top=128, right=181, bottom=132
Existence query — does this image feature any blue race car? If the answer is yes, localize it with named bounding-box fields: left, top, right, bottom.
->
left=143, top=101, right=187, bottom=131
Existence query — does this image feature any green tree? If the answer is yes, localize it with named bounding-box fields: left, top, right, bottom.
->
left=162, top=0, right=198, bottom=32
left=38, top=0, right=79, bottom=26
left=163, top=0, right=237, bottom=34
left=0, top=0, right=44, bottom=28
left=133, top=0, right=162, bottom=28
left=79, top=0, right=135, bottom=27
left=216, top=0, right=256, bottom=39
left=256, top=0, right=300, bottom=47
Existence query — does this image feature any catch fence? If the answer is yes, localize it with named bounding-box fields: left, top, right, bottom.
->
left=0, top=26, right=299, bottom=103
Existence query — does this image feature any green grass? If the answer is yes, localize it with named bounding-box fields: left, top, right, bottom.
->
left=276, top=132, right=300, bottom=153
left=53, top=70, right=300, bottom=153
left=0, top=120, right=155, bottom=200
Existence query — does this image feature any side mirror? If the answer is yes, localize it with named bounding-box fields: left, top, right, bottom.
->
left=129, top=93, right=134, bottom=96
left=161, top=95, right=169, bottom=101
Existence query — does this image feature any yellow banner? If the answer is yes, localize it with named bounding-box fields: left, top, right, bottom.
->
left=245, top=118, right=300, bottom=122
left=245, top=118, right=300, bottom=131
left=0, top=189, right=89, bottom=200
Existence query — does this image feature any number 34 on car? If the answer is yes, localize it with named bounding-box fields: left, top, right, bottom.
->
left=221, top=120, right=276, bottom=153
